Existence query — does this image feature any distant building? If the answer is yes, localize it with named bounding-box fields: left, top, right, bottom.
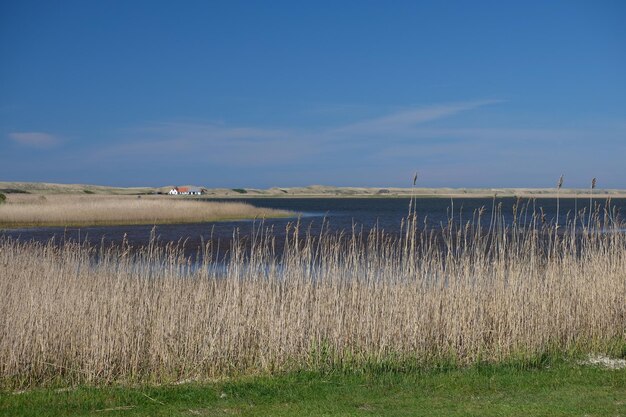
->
left=168, top=186, right=204, bottom=195
left=186, top=187, right=203, bottom=195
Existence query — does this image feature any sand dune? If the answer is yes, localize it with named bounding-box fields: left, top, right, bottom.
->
left=2, top=181, right=625, bottom=199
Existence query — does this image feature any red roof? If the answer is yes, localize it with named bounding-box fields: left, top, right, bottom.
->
left=177, top=187, right=189, bottom=192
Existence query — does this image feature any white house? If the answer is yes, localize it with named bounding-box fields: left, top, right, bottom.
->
left=168, top=186, right=204, bottom=195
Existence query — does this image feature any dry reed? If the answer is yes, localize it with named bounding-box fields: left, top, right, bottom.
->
left=0, top=202, right=625, bottom=388
left=0, top=194, right=291, bottom=227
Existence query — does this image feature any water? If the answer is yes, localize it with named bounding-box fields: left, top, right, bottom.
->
left=2, top=197, right=625, bottom=255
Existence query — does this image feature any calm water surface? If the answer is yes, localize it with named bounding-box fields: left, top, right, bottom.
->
left=2, top=197, right=625, bottom=255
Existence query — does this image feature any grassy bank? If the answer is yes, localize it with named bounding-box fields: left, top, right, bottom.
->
left=0, top=194, right=292, bottom=228
left=1, top=201, right=625, bottom=389
left=2, top=363, right=625, bottom=416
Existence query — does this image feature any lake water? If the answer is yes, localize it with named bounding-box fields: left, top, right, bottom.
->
left=2, top=197, right=625, bottom=256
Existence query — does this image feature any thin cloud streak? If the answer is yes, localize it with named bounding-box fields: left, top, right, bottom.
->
left=90, top=124, right=310, bottom=167
left=96, top=100, right=504, bottom=165
left=8, top=132, right=60, bottom=148
left=330, top=100, right=502, bottom=136
left=128, top=122, right=295, bottom=141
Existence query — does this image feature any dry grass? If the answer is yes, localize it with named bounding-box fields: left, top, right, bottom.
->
left=0, top=194, right=292, bottom=227
left=0, top=203, right=625, bottom=388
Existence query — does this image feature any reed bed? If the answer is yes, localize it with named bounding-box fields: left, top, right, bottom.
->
left=0, top=194, right=291, bottom=227
left=1, top=203, right=625, bottom=388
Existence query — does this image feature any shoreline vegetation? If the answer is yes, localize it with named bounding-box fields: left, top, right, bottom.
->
left=0, top=194, right=293, bottom=229
left=2, top=181, right=626, bottom=199
left=1, top=201, right=625, bottom=390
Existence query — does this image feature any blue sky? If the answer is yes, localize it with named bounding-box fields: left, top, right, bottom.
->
left=1, top=1, right=625, bottom=188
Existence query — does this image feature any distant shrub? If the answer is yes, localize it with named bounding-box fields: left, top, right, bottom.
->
left=0, top=193, right=5, bottom=204
left=232, top=188, right=247, bottom=194
left=0, top=188, right=28, bottom=194
left=83, top=190, right=95, bottom=194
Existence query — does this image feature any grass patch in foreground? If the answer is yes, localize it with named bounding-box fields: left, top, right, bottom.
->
left=2, top=363, right=625, bottom=417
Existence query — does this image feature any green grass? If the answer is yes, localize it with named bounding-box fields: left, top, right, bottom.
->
left=2, top=363, right=625, bottom=417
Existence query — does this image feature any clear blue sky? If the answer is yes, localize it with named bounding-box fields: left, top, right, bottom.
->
left=1, top=1, right=625, bottom=188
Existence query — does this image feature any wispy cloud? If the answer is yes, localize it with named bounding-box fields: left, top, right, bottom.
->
left=330, top=100, right=501, bottom=136
left=93, top=100, right=502, bottom=166
left=87, top=100, right=624, bottom=173
left=8, top=132, right=60, bottom=148
left=89, top=122, right=308, bottom=167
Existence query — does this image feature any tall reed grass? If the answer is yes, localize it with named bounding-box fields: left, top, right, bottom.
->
left=0, top=194, right=291, bottom=227
left=0, top=201, right=625, bottom=388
